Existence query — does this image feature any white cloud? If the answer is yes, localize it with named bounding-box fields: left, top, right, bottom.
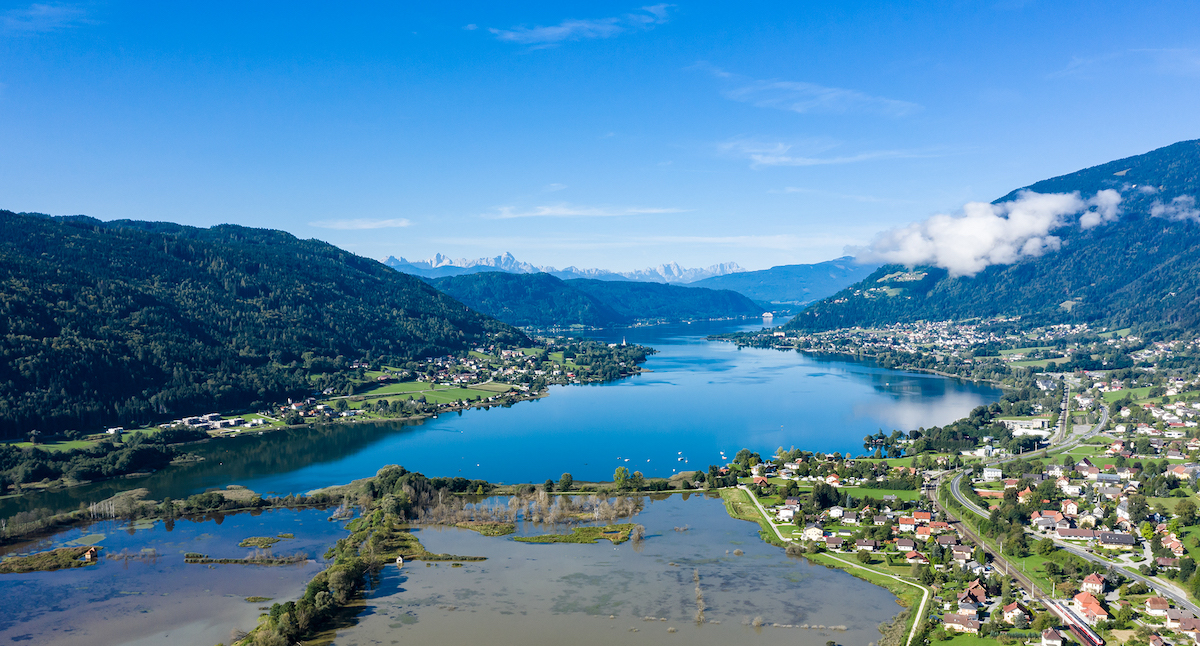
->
left=719, top=138, right=927, bottom=168
left=463, top=24, right=477, bottom=30
left=488, top=5, right=671, bottom=46
left=310, top=218, right=412, bottom=230
left=484, top=203, right=684, bottom=219
left=2, top=3, right=85, bottom=33
left=1151, top=195, right=1200, bottom=222
left=695, top=63, right=919, bottom=117
left=859, top=190, right=1123, bottom=277
left=1079, top=189, right=1122, bottom=229
left=543, top=183, right=568, bottom=192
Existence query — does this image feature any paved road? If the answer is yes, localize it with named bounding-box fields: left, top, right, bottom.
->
left=936, top=403, right=1200, bottom=614
left=738, top=485, right=930, bottom=646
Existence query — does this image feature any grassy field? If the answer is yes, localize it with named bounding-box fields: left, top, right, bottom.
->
left=514, top=524, right=636, bottom=545
left=1102, top=387, right=1154, bottom=403
left=999, top=346, right=1054, bottom=356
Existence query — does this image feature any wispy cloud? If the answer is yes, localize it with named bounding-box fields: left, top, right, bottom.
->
left=695, top=63, right=920, bottom=117
left=543, top=183, right=568, bottom=192
left=484, top=203, right=684, bottom=219
left=718, top=138, right=931, bottom=168
left=310, top=218, right=412, bottom=230
left=488, top=4, right=672, bottom=46
left=2, top=3, right=85, bottom=34
left=1049, top=49, right=1200, bottom=79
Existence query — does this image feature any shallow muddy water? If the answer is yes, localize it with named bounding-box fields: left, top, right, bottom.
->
left=330, top=493, right=901, bottom=646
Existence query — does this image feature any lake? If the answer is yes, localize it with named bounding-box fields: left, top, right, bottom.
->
left=329, top=493, right=904, bottom=646
left=1, top=318, right=1002, bottom=517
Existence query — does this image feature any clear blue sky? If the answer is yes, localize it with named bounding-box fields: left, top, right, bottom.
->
left=2, top=1, right=1198, bottom=271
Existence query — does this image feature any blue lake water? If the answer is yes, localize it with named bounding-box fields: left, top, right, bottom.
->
left=1, top=318, right=1001, bottom=516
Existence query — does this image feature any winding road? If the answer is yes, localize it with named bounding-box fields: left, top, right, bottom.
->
left=936, top=401, right=1200, bottom=614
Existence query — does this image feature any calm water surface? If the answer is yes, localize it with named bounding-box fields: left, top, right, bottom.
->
left=332, top=493, right=902, bottom=646
left=0, top=506, right=351, bottom=645
left=1, top=319, right=1001, bottom=517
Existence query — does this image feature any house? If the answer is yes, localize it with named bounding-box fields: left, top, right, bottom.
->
left=825, top=474, right=841, bottom=485
left=951, top=545, right=974, bottom=563
left=943, top=614, right=981, bottom=633
left=776, top=508, right=795, bottom=522
left=915, top=526, right=932, bottom=540
left=1073, top=592, right=1109, bottom=624
left=855, top=539, right=879, bottom=552
left=928, top=521, right=951, bottom=533
left=825, top=536, right=844, bottom=550
left=1081, top=573, right=1106, bottom=595
left=1061, top=499, right=1079, bottom=515
left=82, top=547, right=98, bottom=562
left=802, top=523, right=824, bottom=541
left=906, top=550, right=929, bottom=564
left=828, top=506, right=845, bottom=518
left=873, top=515, right=888, bottom=526
left=982, top=467, right=1003, bottom=482
left=1166, top=608, right=1196, bottom=629
left=898, top=517, right=916, bottom=532
left=1017, top=487, right=1035, bottom=503
left=937, top=535, right=959, bottom=547
left=1169, top=465, right=1195, bottom=480
left=896, top=538, right=916, bottom=551
left=1146, top=596, right=1171, bottom=617
left=1002, top=601, right=1030, bottom=625
left=958, top=580, right=988, bottom=605
left=843, top=512, right=860, bottom=525
left=914, top=511, right=933, bottom=523
left=1157, top=557, right=1181, bottom=570
left=1041, top=628, right=1064, bottom=646
left=1097, top=532, right=1137, bottom=549
left=752, top=476, right=769, bottom=486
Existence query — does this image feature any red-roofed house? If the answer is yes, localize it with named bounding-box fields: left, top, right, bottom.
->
left=1073, top=592, right=1108, bottom=624
left=1082, top=573, right=1106, bottom=595
left=1017, top=487, right=1035, bottom=503
left=1002, top=601, right=1030, bottom=625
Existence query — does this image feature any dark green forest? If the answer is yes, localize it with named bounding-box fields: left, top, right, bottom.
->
left=429, top=272, right=627, bottom=328
left=565, top=277, right=761, bottom=321
left=0, top=211, right=526, bottom=439
left=426, top=272, right=762, bottom=328
left=787, top=139, right=1200, bottom=333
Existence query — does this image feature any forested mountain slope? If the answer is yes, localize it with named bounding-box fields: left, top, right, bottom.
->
left=0, top=211, right=525, bottom=438
left=428, top=272, right=762, bottom=328
left=787, top=139, right=1200, bottom=333
left=429, top=272, right=626, bottom=328
left=564, top=278, right=762, bottom=321
left=690, top=256, right=879, bottom=304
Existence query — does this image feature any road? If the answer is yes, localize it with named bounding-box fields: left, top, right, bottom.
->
left=739, top=485, right=930, bottom=646
left=934, top=403, right=1200, bottom=614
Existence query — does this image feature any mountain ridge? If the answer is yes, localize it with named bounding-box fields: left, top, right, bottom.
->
left=384, top=253, right=745, bottom=284
left=785, top=138, right=1200, bottom=333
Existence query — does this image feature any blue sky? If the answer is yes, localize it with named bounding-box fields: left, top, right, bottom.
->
left=2, top=2, right=1198, bottom=271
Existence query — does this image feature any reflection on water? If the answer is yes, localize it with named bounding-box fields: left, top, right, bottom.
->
left=2, top=319, right=1001, bottom=519
left=332, top=494, right=900, bottom=646
left=0, top=507, right=350, bottom=646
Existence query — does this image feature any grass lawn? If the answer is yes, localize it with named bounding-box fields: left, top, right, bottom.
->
left=838, top=486, right=922, bottom=501
left=937, top=634, right=1005, bottom=645
left=1010, top=359, right=1056, bottom=368
left=1103, top=387, right=1154, bottom=403
left=1098, top=328, right=1133, bottom=339
left=999, top=346, right=1054, bottom=356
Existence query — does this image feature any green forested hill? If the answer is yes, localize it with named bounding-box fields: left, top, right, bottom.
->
left=689, top=256, right=879, bottom=304
left=427, top=272, right=762, bottom=328
left=429, top=272, right=627, bottom=328
left=564, top=278, right=762, bottom=320
left=787, top=139, right=1200, bottom=333
left=0, top=211, right=525, bottom=439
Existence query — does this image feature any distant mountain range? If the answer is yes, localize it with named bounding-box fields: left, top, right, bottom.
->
left=428, top=272, right=763, bottom=329
left=690, top=256, right=880, bottom=305
left=384, top=252, right=745, bottom=284
left=787, top=138, right=1200, bottom=333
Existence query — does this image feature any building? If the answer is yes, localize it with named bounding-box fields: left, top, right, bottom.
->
left=1146, top=596, right=1171, bottom=617
left=802, top=523, right=824, bottom=541
left=1081, top=573, right=1106, bottom=595
left=1073, top=592, right=1109, bottom=624
left=1097, top=532, right=1137, bottom=549
left=1041, top=629, right=1064, bottom=646
left=855, top=539, right=879, bottom=552
left=943, top=614, right=981, bottom=633
left=1002, top=601, right=1030, bottom=625
left=982, top=467, right=1003, bottom=482
left=824, top=536, right=844, bottom=550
